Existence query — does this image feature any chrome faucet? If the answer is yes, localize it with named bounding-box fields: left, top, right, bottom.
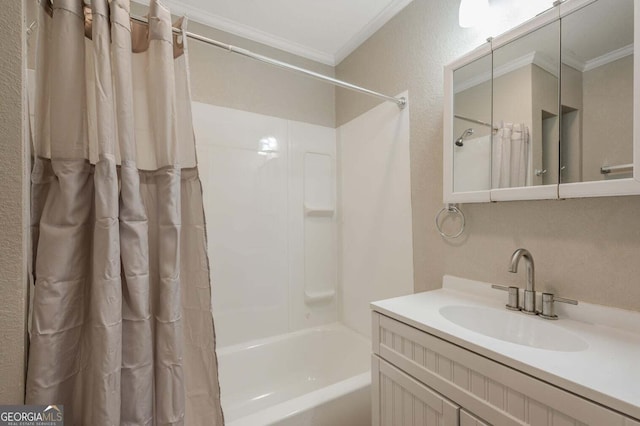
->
left=509, top=248, right=536, bottom=314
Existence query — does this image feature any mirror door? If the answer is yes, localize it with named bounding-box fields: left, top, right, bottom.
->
left=559, top=0, right=640, bottom=197
left=490, top=18, right=561, bottom=200
left=452, top=54, right=493, bottom=194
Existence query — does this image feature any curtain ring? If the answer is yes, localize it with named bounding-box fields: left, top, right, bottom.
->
left=435, top=204, right=465, bottom=239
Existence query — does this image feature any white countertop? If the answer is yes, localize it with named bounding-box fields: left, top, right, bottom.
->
left=370, top=275, right=640, bottom=421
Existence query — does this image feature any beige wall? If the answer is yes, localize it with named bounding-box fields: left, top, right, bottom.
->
left=561, top=64, right=583, bottom=183
left=582, top=56, right=634, bottom=181
left=531, top=65, right=559, bottom=186
left=129, top=3, right=335, bottom=128
left=336, top=0, right=640, bottom=312
left=0, top=0, right=29, bottom=404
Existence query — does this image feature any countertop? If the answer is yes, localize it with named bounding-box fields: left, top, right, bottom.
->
left=370, top=275, right=640, bottom=421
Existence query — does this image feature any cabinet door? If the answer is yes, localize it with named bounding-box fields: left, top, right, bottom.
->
left=557, top=0, right=640, bottom=198
left=372, top=355, right=459, bottom=426
left=460, top=410, right=490, bottom=426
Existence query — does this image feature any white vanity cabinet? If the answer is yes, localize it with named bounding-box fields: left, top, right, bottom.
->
left=371, top=311, right=640, bottom=426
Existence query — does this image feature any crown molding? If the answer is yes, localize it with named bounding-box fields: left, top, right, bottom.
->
left=454, top=51, right=562, bottom=94
left=454, top=52, right=536, bottom=94
left=583, top=43, right=633, bottom=72
left=334, top=0, right=415, bottom=65
left=531, top=51, right=558, bottom=77
left=454, top=69, right=491, bottom=94
left=562, top=44, right=633, bottom=73
left=133, top=0, right=336, bottom=65
left=453, top=53, right=538, bottom=94
left=494, top=51, right=540, bottom=79
left=561, top=50, right=585, bottom=72
left=135, top=0, right=415, bottom=67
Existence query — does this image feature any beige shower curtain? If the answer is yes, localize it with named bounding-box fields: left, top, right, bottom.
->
left=26, top=1, right=223, bottom=425
left=492, top=121, right=530, bottom=188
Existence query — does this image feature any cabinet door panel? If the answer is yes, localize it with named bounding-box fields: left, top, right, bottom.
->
left=461, top=410, right=490, bottom=426
left=372, top=355, right=458, bottom=426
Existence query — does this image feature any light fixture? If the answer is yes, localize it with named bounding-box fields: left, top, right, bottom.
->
left=258, top=136, right=278, bottom=155
left=459, top=0, right=490, bottom=28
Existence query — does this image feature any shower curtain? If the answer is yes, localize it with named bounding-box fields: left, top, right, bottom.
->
left=492, top=121, right=530, bottom=188
left=26, top=1, right=223, bottom=425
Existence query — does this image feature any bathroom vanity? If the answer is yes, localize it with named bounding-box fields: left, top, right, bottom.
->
left=370, top=276, right=640, bottom=425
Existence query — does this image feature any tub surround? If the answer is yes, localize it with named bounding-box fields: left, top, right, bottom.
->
left=371, top=275, right=640, bottom=421
left=192, top=102, right=338, bottom=346
left=338, top=92, right=414, bottom=338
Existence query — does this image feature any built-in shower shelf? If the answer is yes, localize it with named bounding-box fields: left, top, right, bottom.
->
left=304, top=205, right=335, bottom=217
left=304, top=289, right=336, bottom=304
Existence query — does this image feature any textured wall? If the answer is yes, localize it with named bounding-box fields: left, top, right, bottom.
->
left=582, top=57, right=633, bottom=182
left=0, top=0, right=28, bottom=403
left=130, top=3, right=336, bottom=128
left=336, top=0, right=640, bottom=312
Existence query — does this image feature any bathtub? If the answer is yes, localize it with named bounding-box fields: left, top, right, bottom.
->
left=217, top=323, right=372, bottom=426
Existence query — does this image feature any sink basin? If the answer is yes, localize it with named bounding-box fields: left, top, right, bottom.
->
left=439, top=305, right=589, bottom=352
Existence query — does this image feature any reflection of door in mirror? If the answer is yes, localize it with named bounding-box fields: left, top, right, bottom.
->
left=452, top=54, right=493, bottom=193
left=492, top=21, right=560, bottom=189
left=561, top=0, right=634, bottom=183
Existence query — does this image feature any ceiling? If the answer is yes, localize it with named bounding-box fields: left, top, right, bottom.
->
left=135, top=0, right=414, bottom=66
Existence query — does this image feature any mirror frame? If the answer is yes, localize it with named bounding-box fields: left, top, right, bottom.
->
left=443, top=0, right=640, bottom=203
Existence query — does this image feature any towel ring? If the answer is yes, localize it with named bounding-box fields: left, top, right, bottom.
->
left=435, top=204, right=465, bottom=239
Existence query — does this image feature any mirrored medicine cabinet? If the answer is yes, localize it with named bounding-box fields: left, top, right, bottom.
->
left=443, top=0, right=640, bottom=203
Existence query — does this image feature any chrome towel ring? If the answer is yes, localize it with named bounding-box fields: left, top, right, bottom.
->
left=435, top=204, right=465, bottom=239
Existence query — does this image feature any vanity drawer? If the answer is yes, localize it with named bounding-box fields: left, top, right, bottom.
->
left=372, top=311, right=640, bottom=426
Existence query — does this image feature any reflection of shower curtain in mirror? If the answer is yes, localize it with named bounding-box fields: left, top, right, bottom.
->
left=492, top=122, right=529, bottom=188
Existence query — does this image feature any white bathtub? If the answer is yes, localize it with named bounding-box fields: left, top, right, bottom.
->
left=217, top=323, right=372, bottom=426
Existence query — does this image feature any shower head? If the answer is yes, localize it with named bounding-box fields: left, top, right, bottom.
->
left=454, top=128, right=474, bottom=147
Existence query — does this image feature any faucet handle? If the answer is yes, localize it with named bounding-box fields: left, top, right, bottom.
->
left=554, top=296, right=578, bottom=305
left=491, top=285, right=521, bottom=311
left=539, top=293, right=578, bottom=320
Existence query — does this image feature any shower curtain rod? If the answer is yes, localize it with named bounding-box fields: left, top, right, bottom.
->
left=454, top=114, right=497, bottom=130
left=31, top=2, right=406, bottom=109
left=130, top=14, right=407, bottom=109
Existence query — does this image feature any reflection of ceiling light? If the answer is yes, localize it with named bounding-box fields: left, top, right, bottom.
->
left=459, top=0, right=490, bottom=28
left=259, top=136, right=278, bottom=155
